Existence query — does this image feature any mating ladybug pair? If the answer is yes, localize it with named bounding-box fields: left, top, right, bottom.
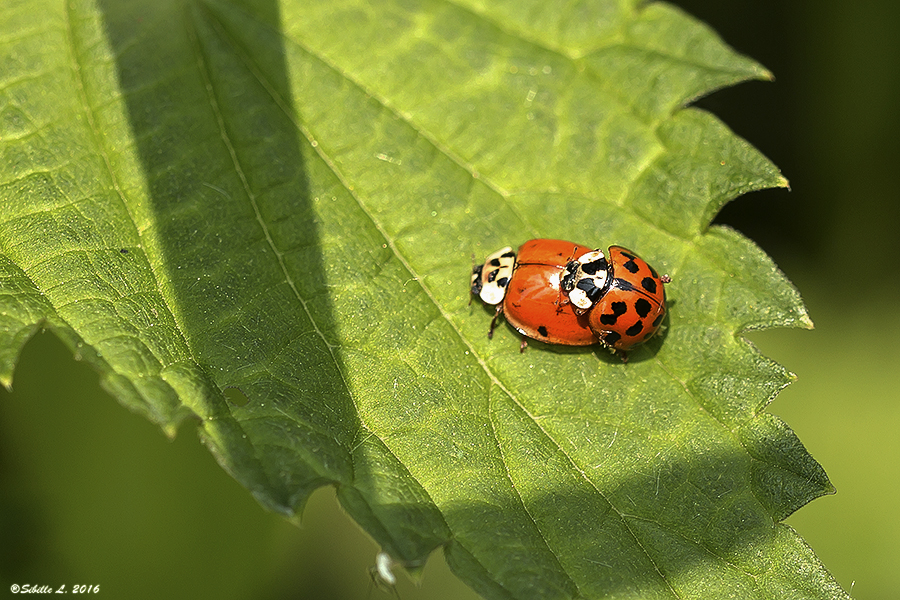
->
left=471, top=239, right=669, bottom=356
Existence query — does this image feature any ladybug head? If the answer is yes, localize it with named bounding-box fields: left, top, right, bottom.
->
left=560, top=249, right=611, bottom=311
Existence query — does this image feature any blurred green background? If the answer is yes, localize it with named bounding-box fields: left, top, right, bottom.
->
left=691, top=1, right=900, bottom=598
left=2, top=1, right=898, bottom=598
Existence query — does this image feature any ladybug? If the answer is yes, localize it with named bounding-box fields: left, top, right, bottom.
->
left=471, top=238, right=669, bottom=355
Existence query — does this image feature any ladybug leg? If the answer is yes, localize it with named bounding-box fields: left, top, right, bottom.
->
left=487, top=305, right=503, bottom=339
left=519, top=338, right=528, bottom=353
left=555, top=288, right=571, bottom=313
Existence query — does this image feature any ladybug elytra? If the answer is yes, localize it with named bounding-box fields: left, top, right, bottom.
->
left=471, top=238, right=669, bottom=355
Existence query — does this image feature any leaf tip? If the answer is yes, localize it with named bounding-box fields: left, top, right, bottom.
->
left=799, top=312, right=814, bottom=330
left=161, top=422, right=179, bottom=440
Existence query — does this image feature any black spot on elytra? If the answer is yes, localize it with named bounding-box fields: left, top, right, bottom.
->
left=652, top=312, right=665, bottom=327
left=622, top=259, right=640, bottom=274
left=537, top=325, right=549, bottom=337
left=641, top=277, right=657, bottom=294
left=604, top=331, right=622, bottom=346
left=625, top=320, right=644, bottom=337
left=634, top=298, right=651, bottom=318
left=599, top=301, right=627, bottom=325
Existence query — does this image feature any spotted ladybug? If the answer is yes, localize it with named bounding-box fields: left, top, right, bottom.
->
left=471, top=238, right=669, bottom=355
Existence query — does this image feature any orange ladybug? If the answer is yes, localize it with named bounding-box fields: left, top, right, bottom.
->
left=471, top=239, right=669, bottom=355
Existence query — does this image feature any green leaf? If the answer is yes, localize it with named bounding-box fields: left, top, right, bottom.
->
left=0, top=0, right=846, bottom=598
